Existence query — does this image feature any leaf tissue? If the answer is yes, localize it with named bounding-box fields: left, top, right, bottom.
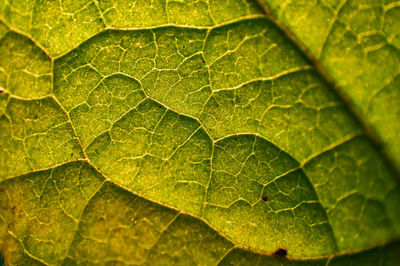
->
left=0, top=0, right=399, bottom=265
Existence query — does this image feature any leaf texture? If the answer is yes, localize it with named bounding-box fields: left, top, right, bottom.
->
left=0, top=0, right=399, bottom=265
left=258, top=0, right=400, bottom=171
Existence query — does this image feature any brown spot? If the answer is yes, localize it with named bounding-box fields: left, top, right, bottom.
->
left=99, top=216, right=104, bottom=220
left=11, top=205, right=16, bottom=211
left=273, top=248, right=287, bottom=257
left=0, top=188, right=4, bottom=192
left=262, top=196, right=268, bottom=201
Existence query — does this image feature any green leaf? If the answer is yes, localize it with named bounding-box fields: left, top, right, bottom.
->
left=0, top=0, right=399, bottom=265
left=257, top=0, right=400, bottom=171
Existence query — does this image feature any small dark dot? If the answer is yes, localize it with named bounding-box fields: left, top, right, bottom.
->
left=262, top=196, right=268, bottom=201
left=273, top=248, right=287, bottom=257
left=99, top=216, right=104, bottom=220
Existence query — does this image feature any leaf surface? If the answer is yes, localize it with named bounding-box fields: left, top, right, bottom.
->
left=0, top=0, right=399, bottom=265
left=258, top=0, right=400, bottom=171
